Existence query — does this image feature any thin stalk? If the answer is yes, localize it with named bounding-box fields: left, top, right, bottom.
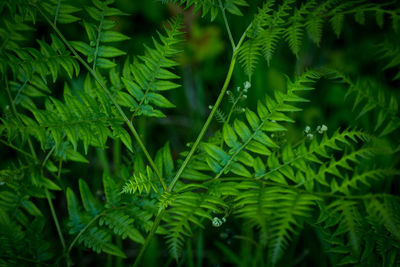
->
left=113, top=139, right=121, bottom=176
left=132, top=208, right=165, bottom=267
left=113, top=139, right=123, bottom=267
left=97, top=147, right=111, bottom=175
left=36, top=5, right=167, bottom=192
left=41, top=145, right=56, bottom=168
left=0, top=139, right=37, bottom=160
left=219, top=0, right=235, bottom=51
left=67, top=213, right=104, bottom=255
left=133, top=21, right=253, bottom=267
left=167, top=53, right=238, bottom=192
left=45, top=189, right=68, bottom=262
left=6, top=76, right=68, bottom=265
left=166, top=23, right=250, bottom=192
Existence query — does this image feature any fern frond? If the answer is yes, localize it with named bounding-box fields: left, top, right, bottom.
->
left=198, top=70, right=324, bottom=179
left=160, top=0, right=248, bottom=20
left=285, top=12, right=304, bottom=57
left=377, top=37, right=400, bottom=80
left=238, top=37, right=262, bottom=79
left=367, top=197, right=400, bottom=241
left=257, top=128, right=371, bottom=189
left=4, top=34, right=80, bottom=87
left=70, top=0, right=128, bottom=69
left=306, top=15, right=323, bottom=46
left=122, top=166, right=159, bottom=195
left=333, top=169, right=400, bottom=194
left=6, top=86, right=130, bottom=153
left=330, top=200, right=362, bottom=256
left=268, top=189, right=318, bottom=264
left=121, top=16, right=183, bottom=118
left=78, top=227, right=126, bottom=258
left=99, top=210, right=144, bottom=243
left=260, top=27, right=283, bottom=66
left=234, top=184, right=319, bottom=264
left=337, top=73, right=400, bottom=136
left=41, top=0, right=81, bottom=26
left=163, top=191, right=227, bottom=260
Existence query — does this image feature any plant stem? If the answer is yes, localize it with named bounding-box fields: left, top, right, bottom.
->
left=167, top=53, right=238, bottom=192
left=133, top=21, right=253, bottom=267
left=45, top=189, right=68, bottom=263
left=6, top=76, right=69, bottom=265
left=219, top=0, right=236, bottom=51
left=132, top=208, right=165, bottom=267
left=113, top=139, right=121, bottom=177
left=0, top=139, right=37, bottom=160
left=36, top=5, right=167, bottom=192
left=67, top=213, right=104, bottom=255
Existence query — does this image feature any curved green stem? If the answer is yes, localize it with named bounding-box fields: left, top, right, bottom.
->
left=36, top=5, right=167, bottom=192
left=132, top=208, right=165, bottom=267
left=45, top=189, right=67, bottom=250
left=132, top=20, right=253, bottom=267
left=67, top=213, right=104, bottom=256
left=219, top=0, right=235, bottom=51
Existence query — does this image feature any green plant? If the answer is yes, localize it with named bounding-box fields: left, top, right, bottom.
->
left=0, top=0, right=399, bottom=266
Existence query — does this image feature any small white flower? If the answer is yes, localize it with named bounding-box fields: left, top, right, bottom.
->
left=212, top=217, right=223, bottom=227
left=242, top=95, right=247, bottom=99
left=320, top=124, right=328, bottom=133
left=304, top=126, right=311, bottom=133
left=222, top=217, right=226, bottom=223
left=316, top=125, right=321, bottom=132
left=208, top=105, right=213, bottom=110
left=243, top=88, right=248, bottom=93
left=307, top=133, right=314, bottom=140
left=226, top=90, right=231, bottom=95
left=236, top=86, right=241, bottom=92
left=241, top=108, right=246, bottom=112
left=244, top=81, right=251, bottom=90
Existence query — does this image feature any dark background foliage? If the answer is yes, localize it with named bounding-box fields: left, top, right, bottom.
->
left=1, top=0, right=399, bottom=266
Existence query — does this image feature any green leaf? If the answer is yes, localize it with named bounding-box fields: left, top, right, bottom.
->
left=146, top=93, right=175, bottom=108
left=223, top=124, right=239, bottom=148
left=79, top=179, right=102, bottom=216
left=101, top=31, right=130, bottom=43
left=233, top=119, right=252, bottom=141
left=98, top=46, right=126, bottom=57
left=102, top=243, right=127, bottom=258
left=21, top=199, right=43, bottom=216
left=102, top=173, right=120, bottom=207
left=71, top=41, right=92, bottom=56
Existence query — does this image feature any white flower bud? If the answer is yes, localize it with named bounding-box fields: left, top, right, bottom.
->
left=305, top=126, right=311, bottom=133
left=244, top=81, right=251, bottom=90
left=226, top=90, right=231, bottom=95
left=320, top=124, right=328, bottom=133
left=242, top=95, right=247, bottom=99
left=307, top=133, right=314, bottom=140
left=212, top=217, right=223, bottom=227
left=208, top=105, right=213, bottom=110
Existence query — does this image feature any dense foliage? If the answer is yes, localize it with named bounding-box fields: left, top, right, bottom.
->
left=0, top=0, right=399, bottom=266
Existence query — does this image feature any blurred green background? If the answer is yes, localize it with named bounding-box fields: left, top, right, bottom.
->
left=1, top=0, right=399, bottom=266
